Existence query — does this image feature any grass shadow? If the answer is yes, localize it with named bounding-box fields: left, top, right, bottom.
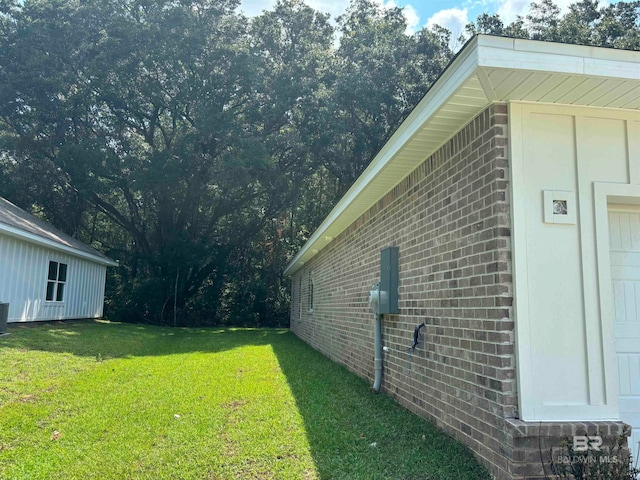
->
left=270, top=332, right=492, bottom=480
left=1, top=319, right=286, bottom=359
left=1, top=321, right=491, bottom=479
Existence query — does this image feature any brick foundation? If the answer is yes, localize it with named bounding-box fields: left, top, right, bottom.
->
left=505, top=419, right=630, bottom=479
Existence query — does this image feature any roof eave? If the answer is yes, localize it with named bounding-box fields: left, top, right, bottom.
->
left=283, top=37, right=485, bottom=277
left=284, top=35, right=640, bottom=277
left=0, top=223, right=119, bottom=267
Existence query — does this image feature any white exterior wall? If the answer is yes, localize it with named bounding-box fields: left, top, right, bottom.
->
left=510, top=102, right=640, bottom=421
left=0, top=233, right=108, bottom=322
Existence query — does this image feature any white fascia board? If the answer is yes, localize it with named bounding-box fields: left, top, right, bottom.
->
left=512, top=36, right=640, bottom=63
left=583, top=57, right=640, bottom=80
left=478, top=36, right=640, bottom=80
left=480, top=48, right=640, bottom=80
left=284, top=38, right=483, bottom=276
left=0, top=223, right=119, bottom=267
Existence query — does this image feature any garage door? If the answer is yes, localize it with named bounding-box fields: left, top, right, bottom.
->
left=610, top=209, right=640, bottom=463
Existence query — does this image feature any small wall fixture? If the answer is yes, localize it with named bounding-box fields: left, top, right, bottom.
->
left=543, top=190, right=576, bottom=224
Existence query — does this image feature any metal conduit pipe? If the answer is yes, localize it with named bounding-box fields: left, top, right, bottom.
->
left=368, top=283, right=383, bottom=393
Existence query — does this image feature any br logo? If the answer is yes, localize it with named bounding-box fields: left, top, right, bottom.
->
left=573, top=435, right=603, bottom=452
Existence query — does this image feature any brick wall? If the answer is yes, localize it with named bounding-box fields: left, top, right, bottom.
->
left=291, top=103, right=516, bottom=478
left=290, top=102, right=631, bottom=479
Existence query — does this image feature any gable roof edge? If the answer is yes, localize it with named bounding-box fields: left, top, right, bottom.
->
left=0, top=222, right=119, bottom=266
left=284, top=35, right=640, bottom=277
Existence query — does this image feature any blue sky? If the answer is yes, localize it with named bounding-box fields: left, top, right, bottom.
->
left=239, top=0, right=615, bottom=43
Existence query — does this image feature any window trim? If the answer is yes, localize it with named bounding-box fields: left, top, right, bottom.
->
left=46, top=260, right=68, bottom=303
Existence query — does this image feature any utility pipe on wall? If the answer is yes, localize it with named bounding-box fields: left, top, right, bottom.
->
left=368, top=283, right=383, bottom=393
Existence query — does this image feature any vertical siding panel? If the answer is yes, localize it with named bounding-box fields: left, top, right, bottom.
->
left=92, top=265, right=98, bottom=315
left=610, top=211, right=622, bottom=249
left=0, top=236, right=5, bottom=301
left=631, top=355, right=640, bottom=395
left=81, top=259, right=89, bottom=316
left=7, top=238, right=15, bottom=307
left=35, top=245, right=46, bottom=320
left=34, top=243, right=43, bottom=319
left=76, top=260, right=84, bottom=317
left=77, top=261, right=84, bottom=317
left=0, top=233, right=111, bottom=322
left=626, top=281, right=637, bottom=323
left=94, top=265, right=103, bottom=317
left=23, top=242, right=32, bottom=320
left=65, top=255, right=73, bottom=317
left=621, top=213, right=632, bottom=251
left=98, top=266, right=107, bottom=317
left=88, top=263, right=95, bottom=316
left=85, top=262, right=93, bottom=317
left=81, top=261, right=90, bottom=317
left=70, top=256, right=80, bottom=317
left=19, top=239, right=27, bottom=307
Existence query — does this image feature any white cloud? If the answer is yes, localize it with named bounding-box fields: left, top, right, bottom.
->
left=427, top=8, right=469, bottom=38
left=305, top=0, right=352, bottom=20
left=495, top=0, right=530, bottom=22
left=375, top=0, right=421, bottom=34
left=237, top=0, right=349, bottom=20
left=236, top=0, right=276, bottom=17
left=496, top=0, right=581, bottom=22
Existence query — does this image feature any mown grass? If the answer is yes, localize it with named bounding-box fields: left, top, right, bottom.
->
left=0, top=321, right=491, bottom=480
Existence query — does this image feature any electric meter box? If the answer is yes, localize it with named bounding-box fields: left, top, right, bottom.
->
left=379, top=247, right=399, bottom=314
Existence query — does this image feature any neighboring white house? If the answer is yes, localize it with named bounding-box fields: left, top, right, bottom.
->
left=285, top=35, right=640, bottom=479
left=0, top=197, right=118, bottom=322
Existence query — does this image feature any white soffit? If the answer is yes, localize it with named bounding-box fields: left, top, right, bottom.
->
left=284, top=35, right=640, bottom=276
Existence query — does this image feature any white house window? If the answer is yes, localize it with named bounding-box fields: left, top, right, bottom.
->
left=46, top=261, right=67, bottom=302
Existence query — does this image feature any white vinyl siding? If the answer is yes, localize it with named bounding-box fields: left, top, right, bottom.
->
left=0, top=233, right=108, bottom=322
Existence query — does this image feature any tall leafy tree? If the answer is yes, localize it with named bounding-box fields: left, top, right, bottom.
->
left=7, top=0, right=635, bottom=327
left=320, top=0, right=452, bottom=195
left=219, top=0, right=336, bottom=325
left=528, top=0, right=562, bottom=40
left=0, top=0, right=332, bottom=324
left=462, top=12, right=529, bottom=39
left=462, top=0, right=640, bottom=49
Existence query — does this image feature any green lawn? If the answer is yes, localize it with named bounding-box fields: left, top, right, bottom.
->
left=0, top=321, right=491, bottom=480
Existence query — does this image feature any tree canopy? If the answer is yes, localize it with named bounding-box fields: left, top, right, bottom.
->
left=462, top=0, right=640, bottom=49
left=0, top=0, right=638, bottom=326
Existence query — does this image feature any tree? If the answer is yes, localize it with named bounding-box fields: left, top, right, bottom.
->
left=318, top=0, right=452, bottom=195
left=528, top=0, right=562, bottom=40
left=463, top=13, right=529, bottom=39
left=0, top=0, right=333, bottom=324
left=461, top=0, right=640, bottom=49
left=9, top=0, right=634, bottom=327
